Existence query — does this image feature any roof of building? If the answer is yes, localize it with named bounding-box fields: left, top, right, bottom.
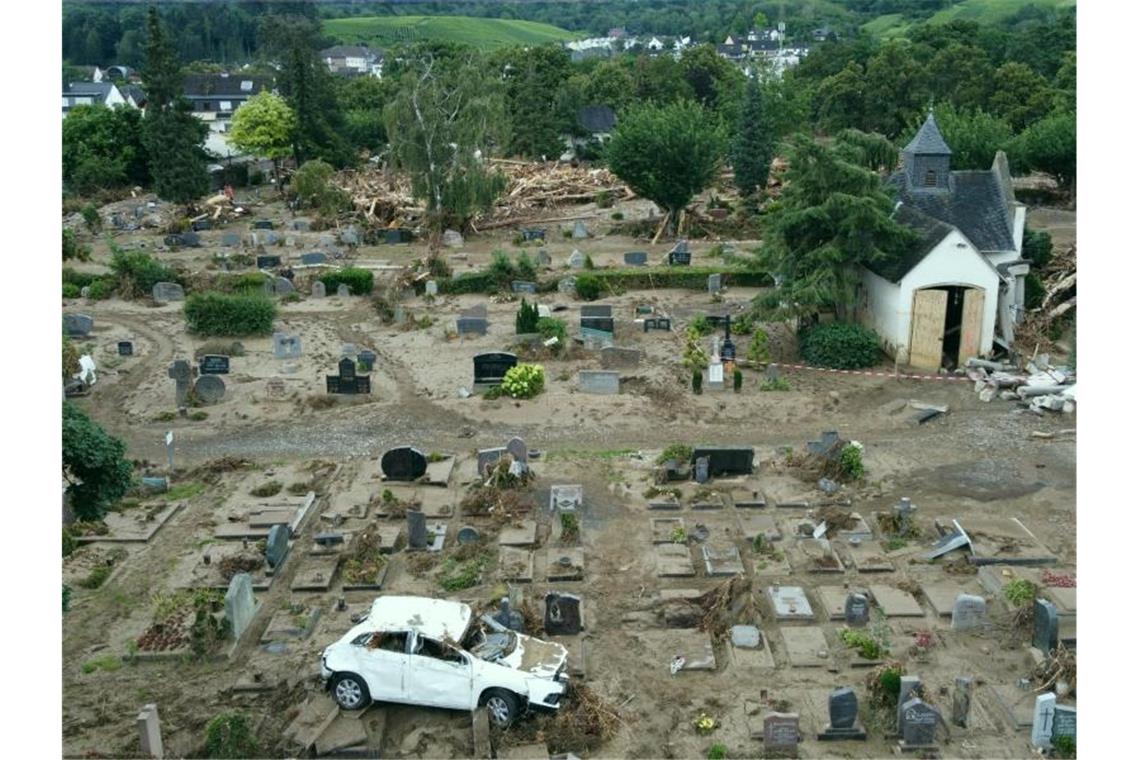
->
left=122, top=85, right=147, bottom=104
left=888, top=169, right=1017, bottom=252
left=320, top=45, right=375, bottom=59
left=903, top=111, right=952, bottom=156
left=866, top=204, right=955, bottom=283
left=717, top=43, right=744, bottom=57
left=63, top=81, right=117, bottom=98
left=577, top=105, right=617, bottom=134
left=183, top=74, right=272, bottom=99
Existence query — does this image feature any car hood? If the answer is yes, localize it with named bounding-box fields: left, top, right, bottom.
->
left=496, top=633, right=569, bottom=678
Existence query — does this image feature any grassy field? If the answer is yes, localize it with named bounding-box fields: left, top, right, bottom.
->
left=862, top=13, right=911, bottom=38
left=864, top=0, right=1075, bottom=37
left=323, top=15, right=581, bottom=51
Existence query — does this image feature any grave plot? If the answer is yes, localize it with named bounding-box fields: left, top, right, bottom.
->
left=212, top=466, right=317, bottom=539
left=415, top=488, right=456, bottom=519
left=980, top=683, right=1037, bottom=730
left=651, top=517, right=687, bottom=544
left=702, top=543, right=745, bottom=576
left=372, top=484, right=423, bottom=519
left=786, top=537, right=845, bottom=574
left=498, top=519, right=539, bottom=547
left=542, top=547, right=585, bottom=582
left=422, top=454, right=457, bottom=486
left=655, top=543, right=697, bottom=578
left=778, top=625, right=831, bottom=667
left=815, top=586, right=872, bottom=621
left=63, top=545, right=130, bottom=590
left=766, top=586, right=815, bottom=622
left=919, top=581, right=978, bottom=618
left=834, top=539, right=895, bottom=573
left=500, top=547, right=535, bottom=582
left=130, top=587, right=237, bottom=661
left=726, top=625, right=776, bottom=669
left=290, top=555, right=342, bottom=592
left=321, top=467, right=377, bottom=523
left=936, top=515, right=1056, bottom=565
left=728, top=486, right=767, bottom=509
left=634, top=629, right=716, bottom=671
left=734, top=511, right=781, bottom=542
left=867, top=585, right=926, bottom=618
left=977, top=565, right=1076, bottom=615
left=170, top=537, right=281, bottom=592
left=260, top=602, right=322, bottom=643
left=72, top=501, right=182, bottom=544
left=750, top=536, right=793, bottom=575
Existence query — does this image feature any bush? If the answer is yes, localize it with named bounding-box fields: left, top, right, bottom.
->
left=217, top=272, right=269, bottom=294
left=501, top=363, right=545, bottom=399
left=488, top=250, right=517, bottom=286
left=839, top=442, right=864, bottom=480
left=692, top=369, right=703, bottom=394
left=110, top=246, right=180, bottom=299
left=205, top=713, right=259, bottom=759
left=690, top=316, right=715, bottom=335
left=707, top=744, right=727, bottom=760
left=840, top=628, right=887, bottom=659
left=516, top=298, right=539, bottom=334
left=1025, top=273, right=1045, bottom=310
left=799, top=323, right=882, bottom=369
left=611, top=211, right=624, bottom=220
left=584, top=254, right=596, bottom=270
left=760, top=377, right=791, bottom=392
left=657, top=444, right=693, bottom=464
left=87, top=278, right=114, bottom=300
left=63, top=283, right=80, bottom=299
left=63, top=584, right=72, bottom=613
left=79, top=564, right=113, bottom=590
left=1053, top=735, right=1075, bottom=759
left=63, top=228, right=91, bottom=261
left=1003, top=579, right=1037, bottom=607
left=537, top=317, right=567, bottom=343
left=63, top=402, right=133, bottom=521
left=732, top=368, right=743, bottom=391
left=747, top=329, right=769, bottom=362
left=319, top=267, right=374, bottom=296
left=81, top=203, right=101, bottom=232
left=575, top=274, right=602, bottom=301
left=292, top=160, right=351, bottom=217
left=516, top=252, right=536, bottom=280
left=184, top=292, right=276, bottom=336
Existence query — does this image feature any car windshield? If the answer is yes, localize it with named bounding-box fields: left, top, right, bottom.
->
left=464, top=625, right=518, bottom=663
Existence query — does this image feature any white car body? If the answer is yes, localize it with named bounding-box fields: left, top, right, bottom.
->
left=320, top=596, right=569, bottom=718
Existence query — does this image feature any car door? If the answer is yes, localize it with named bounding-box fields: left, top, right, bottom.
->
left=407, top=634, right=475, bottom=709
left=354, top=631, right=409, bottom=701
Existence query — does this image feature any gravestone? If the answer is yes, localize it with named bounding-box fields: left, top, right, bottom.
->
left=578, top=370, right=620, bottom=394
left=63, top=314, right=94, bottom=337
left=442, top=229, right=464, bottom=247
left=581, top=304, right=613, bottom=318
left=643, top=317, right=672, bottom=332
left=191, top=219, right=212, bottom=232
left=952, top=677, right=972, bottom=728
left=506, top=436, right=527, bottom=463
left=511, top=280, right=538, bottom=294
left=266, top=524, right=289, bottom=569
left=326, top=357, right=371, bottom=394
left=1033, top=599, right=1059, bottom=653
left=164, top=234, right=182, bottom=247
left=536, top=250, right=551, bottom=266
left=571, top=221, right=589, bottom=239
left=694, top=456, right=710, bottom=484
left=265, top=378, right=286, bottom=398
left=199, top=355, right=230, bottom=375
left=624, top=251, right=648, bottom=266
left=293, top=218, right=312, bottom=231
left=458, top=526, right=481, bottom=544
left=580, top=317, right=615, bottom=338
left=117, top=341, right=134, bottom=357
left=473, top=352, right=518, bottom=386
left=79, top=286, right=90, bottom=299
left=358, top=350, right=376, bottom=372
left=558, top=276, right=577, bottom=294
left=690, top=446, right=754, bottom=476
left=668, top=240, right=691, bottom=266
left=457, top=316, right=488, bottom=336
left=730, top=625, right=761, bottom=648
left=137, top=704, right=163, bottom=760
left=897, top=677, right=923, bottom=730
left=265, top=231, right=281, bottom=245
left=222, top=233, right=240, bottom=247
left=523, top=228, right=546, bottom=242
left=1052, top=704, right=1076, bottom=745
left=544, top=592, right=583, bottom=635
left=285, top=235, right=297, bottom=248
left=274, top=277, right=294, bottom=296
left=894, top=497, right=917, bottom=533
left=320, top=234, right=336, bottom=248
left=407, top=509, right=427, bottom=549
left=844, top=593, right=870, bottom=627
left=253, top=219, right=274, bottom=230
left=256, top=254, right=282, bottom=270
left=708, top=273, right=722, bottom=293
left=193, top=375, right=226, bottom=404
left=477, top=448, right=507, bottom=477
left=311, top=281, right=326, bottom=298
left=600, top=346, right=641, bottom=369
left=818, top=686, right=867, bottom=740
left=301, top=252, right=327, bottom=266
left=224, top=572, right=258, bottom=639
left=1031, top=692, right=1057, bottom=748
left=381, top=446, right=428, bottom=481
left=425, top=280, right=438, bottom=296
left=151, top=282, right=185, bottom=302
left=900, top=699, right=941, bottom=747
left=763, top=713, right=800, bottom=757
left=181, top=231, right=200, bottom=247
left=951, top=594, right=988, bottom=631
left=273, top=333, right=302, bottom=360
left=494, top=598, right=524, bottom=632
left=167, top=360, right=192, bottom=406
left=337, top=283, right=351, bottom=297
left=567, top=250, right=586, bottom=268
left=339, top=227, right=359, bottom=246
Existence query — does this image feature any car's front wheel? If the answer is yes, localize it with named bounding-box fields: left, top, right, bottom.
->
left=331, top=673, right=370, bottom=711
left=480, top=688, right=520, bottom=728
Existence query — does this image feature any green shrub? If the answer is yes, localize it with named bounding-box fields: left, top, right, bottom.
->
left=63, top=402, right=133, bottom=521
left=611, top=211, right=624, bottom=220
left=515, top=298, right=539, bottom=334
left=799, top=323, right=882, bottom=369
left=707, top=743, right=728, bottom=760
left=1053, top=735, right=1075, bottom=759
left=839, top=442, right=864, bottom=480
left=692, top=369, right=703, bottom=394
left=657, top=444, right=693, bottom=465
left=319, top=267, right=374, bottom=295
left=63, top=283, right=81, bottom=299
left=502, top=363, right=545, bottom=399
left=109, top=246, right=179, bottom=299
left=1025, top=273, right=1045, bottom=310
left=516, top=252, right=536, bottom=280
left=79, top=564, right=112, bottom=590
left=87, top=278, right=114, bottom=300
left=732, top=368, right=743, bottom=391
left=537, top=317, right=567, bottom=343
left=63, top=584, right=72, bottom=613
left=840, top=628, right=886, bottom=659
left=488, top=250, right=517, bottom=285
left=584, top=254, right=596, bottom=270
left=483, top=385, right=503, bottom=400
left=690, top=316, right=714, bottom=335
left=878, top=666, right=903, bottom=705
left=747, top=329, right=769, bottom=362
left=205, top=713, right=259, bottom=759
left=184, top=292, right=276, bottom=336
left=63, top=228, right=91, bottom=261
left=1003, top=579, right=1037, bottom=607
left=576, top=274, right=602, bottom=301
left=63, top=267, right=97, bottom=288
left=292, top=160, right=351, bottom=217
left=81, top=203, right=102, bottom=232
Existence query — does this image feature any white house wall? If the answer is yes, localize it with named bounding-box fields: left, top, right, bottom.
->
left=859, top=268, right=904, bottom=357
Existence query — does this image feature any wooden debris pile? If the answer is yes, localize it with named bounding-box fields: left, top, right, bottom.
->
left=1016, top=243, right=1076, bottom=351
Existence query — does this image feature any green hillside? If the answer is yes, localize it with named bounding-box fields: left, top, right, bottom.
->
left=323, top=15, right=581, bottom=52
left=928, top=0, right=1076, bottom=25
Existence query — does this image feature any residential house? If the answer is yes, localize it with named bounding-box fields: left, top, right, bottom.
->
left=561, top=105, right=618, bottom=161
left=121, top=85, right=147, bottom=110
left=62, top=81, right=128, bottom=117
left=858, top=112, right=1027, bottom=370
left=182, top=73, right=273, bottom=132
left=319, top=45, right=383, bottom=77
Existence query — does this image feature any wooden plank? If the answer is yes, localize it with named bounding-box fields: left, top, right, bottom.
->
left=909, top=289, right=947, bottom=371
left=958, top=288, right=984, bottom=366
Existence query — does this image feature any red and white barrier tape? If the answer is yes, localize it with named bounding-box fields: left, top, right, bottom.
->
left=766, top=362, right=972, bottom=382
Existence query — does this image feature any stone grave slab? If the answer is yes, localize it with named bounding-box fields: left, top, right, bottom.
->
left=736, top=511, right=780, bottom=541
left=74, top=503, right=182, bottom=544
left=261, top=605, right=321, bottom=643
left=702, top=544, right=745, bottom=576
left=636, top=629, right=715, bottom=671
left=647, top=498, right=682, bottom=511
left=840, top=540, right=895, bottom=573
left=421, top=456, right=455, bottom=487
left=1047, top=585, right=1076, bottom=615
left=499, top=520, right=538, bottom=547
left=727, top=627, right=776, bottom=670
left=788, top=537, right=844, bottom=573
left=949, top=515, right=1056, bottom=565
left=816, top=586, right=867, bottom=621
left=416, top=488, right=454, bottom=519
left=767, top=586, right=814, bottom=621
left=651, top=517, right=686, bottom=544
left=549, top=484, right=583, bottom=512
left=781, top=626, right=830, bottom=667
left=921, top=582, right=966, bottom=617
left=730, top=488, right=767, bottom=508
left=655, top=544, right=696, bottom=577
left=578, top=370, right=620, bottom=394
left=984, top=684, right=1036, bottom=729
left=868, top=585, right=925, bottom=617
left=290, top=556, right=341, bottom=592
left=500, top=547, right=535, bottom=582
left=248, top=508, right=296, bottom=529
left=544, top=547, right=585, bottom=582
left=753, top=547, right=793, bottom=576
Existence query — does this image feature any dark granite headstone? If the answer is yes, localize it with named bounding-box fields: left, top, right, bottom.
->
left=199, top=355, right=230, bottom=375
left=543, top=592, right=583, bottom=635
left=256, top=254, right=282, bottom=269
left=381, top=446, right=428, bottom=481
left=253, top=219, right=274, bottom=230
left=193, top=375, right=226, bottom=404
left=522, top=228, right=546, bottom=242
left=643, top=317, right=672, bottom=332
left=181, top=231, right=200, bottom=247
left=844, top=593, right=870, bottom=627
left=407, top=509, right=427, bottom=549
left=473, top=352, right=518, bottom=386
left=829, top=688, right=858, bottom=729
left=1052, top=705, right=1076, bottom=743
left=457, top=317, right=488, bottom=336
left=326, top=357, right=370, bottom=394
left=690, top=446, right=755, bottom=476
left=152, top=282, right=185, bottom=302
left=1033, top=599, right=1059, bottom=653
left=624, top=251, right=648, bottom=266
left=301, top=252, right=327, bottom=266
left=457, top=526, right=481, bottom=544
left=900, top=699, right=941, bottom=747
left=952, top=677, right=972, bottom=728
left=580, top=317, right=615, bottom=334
left=117, top=341, right=134, bottom=357
left=63, top=313, right=94, bottom=337
left=191, top=219, right=212, bottom=232
left=164, top=234, right=182, bottom=247
left=511, top=280, right=538, bottom=294
left=763, top=713, right=800, bottom=756
left=580, top=304, right=613, bottom=318
left=265, top=524, right=289, bottom=569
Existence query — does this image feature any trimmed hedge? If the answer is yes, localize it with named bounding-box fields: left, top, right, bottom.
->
left=184, top=292, right=276, bottom=336
left=320, top=267, right=374, bottom=296
left=437, top=266, right=774, bottom=295
left=798, top=323, right=882, bottom=369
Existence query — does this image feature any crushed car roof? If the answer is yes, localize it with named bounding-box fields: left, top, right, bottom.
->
left=366, top=596, right=473, bottom=641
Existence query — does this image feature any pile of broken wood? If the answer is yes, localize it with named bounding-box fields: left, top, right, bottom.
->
left=966, top=355, right=1075, bottom=415
left=1016, top=243, right=1076, bottom=350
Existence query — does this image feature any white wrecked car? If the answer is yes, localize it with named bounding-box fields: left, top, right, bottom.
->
left=320, top=596, right=569, bottom=727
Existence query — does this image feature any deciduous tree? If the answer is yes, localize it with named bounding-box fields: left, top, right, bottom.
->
left=229, top=91, right=297, bottom=191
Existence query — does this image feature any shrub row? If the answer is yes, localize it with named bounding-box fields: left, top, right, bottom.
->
left=437, top=266, right=774, bottom=296
left=320, top=267, right=374, bottom=296
left=184, top=292, right=276, bottom=336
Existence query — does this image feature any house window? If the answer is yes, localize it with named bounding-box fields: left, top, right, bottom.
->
left=202, top=101, right=212, bottom=112
left=240, top=80, right=253, bottom=92
left=924, top=169, right=937, bottom=187
left=220, top=101, right=232, bottom=112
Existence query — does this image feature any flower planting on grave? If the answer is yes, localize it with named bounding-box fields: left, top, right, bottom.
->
left=840, top=627, right=889, bottom=659
left=342, top=532, right=388, bottom=586
left=135, top=589, right=226, bottom=655
left=437, top=544, right=495, bottom=592
left=1003, top=579, right=1037, bottom=607
left=559, top=512, right=580, bottom=544
left=502, top=363, right=545, bottom=399
left=692, top=712, right=719, bottom=735
left=839, top=442, right=865, bottom=480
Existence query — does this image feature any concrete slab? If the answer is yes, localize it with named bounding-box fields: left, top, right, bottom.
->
left=499, top=743, right=550, bottom=759
left=727, top=631, right=777, bottom=670
left=500, top=547, right=535, bottom=582
left=499, top=520, right=538, bottom=547
left=788, top=537, right=843, bottom=573
left=816, top=586, right=860, bottom=620
left=423, top=456, right=455, bottom=486
left=261, top=605, right=321, bottom=643
left=766, top=586, right=814, bottom=621
left=985, top=684, right=1036, bottom=729
left=868, top=585, right=925, bottom=617
left=735, top=511, right=781, bottom=541
left=651, top=517, right=686, bottom=543
left=1047, top=585, right=1076, bottom=614
left=655, top=544, right=696, bottom=577
left=702, top=543, right=745, bottom=576
left=290, top=556, right=341, bottom=592
left=417, top=488, right=455, bottom=518
left=781, top=625, right=830, bottom=667
left=636, top=629, right=716, bottom=671
left=840, top=540, right=895, bottom=573
left=374, top=524, right=403, bottom=553
left=74, top=503, right=182, bottom=543
left=549, top=635, right=587, bottom=677
left=657, top=588, right=703, bottom=602
left=544, top=547, right=585, bottom=581
left=313, top=711, right=370, bottom=757
left=921, top=582, right=966, bottom=617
